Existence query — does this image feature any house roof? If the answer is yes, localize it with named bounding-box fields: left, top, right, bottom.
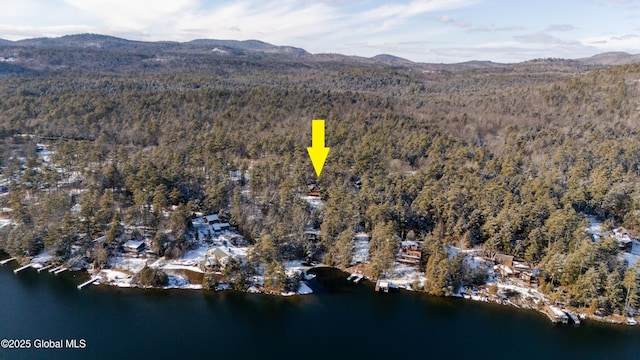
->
left=124, top=240, right=145, bottom=250
left=205, top=214, right=220, bottom=223
left=209, top=247, right=230, bottom=259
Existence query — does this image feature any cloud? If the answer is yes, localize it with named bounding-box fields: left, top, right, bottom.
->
left=514, top=32, right=580, bottom=45
left=583, top=33, right=640, bottom=49
left=545, top=24, right=576, bottom=32
left=468, top=25, right=525, bottom=33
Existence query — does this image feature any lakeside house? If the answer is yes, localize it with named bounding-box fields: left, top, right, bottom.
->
left=397, top=241, right=421, bottom=265
left=204, top=214, right=220, bottom=224
left=202, top=247, right=231, bottom=271
left=307, top=184, right=321, bottom=197
left=123, top=240, right=146, bottom=256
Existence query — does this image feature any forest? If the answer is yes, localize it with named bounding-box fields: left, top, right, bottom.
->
left=0, top=34, right=639, bottom=312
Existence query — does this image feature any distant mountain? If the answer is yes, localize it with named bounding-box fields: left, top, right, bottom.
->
left=13, top=34, right=179, bottom=51
left=371, top=54, right=413, bottom=65
left=2, top=33, right=640, bottom=74
left=186, top=39, right=307, bottom=55
left=577, top=52, right=640, bottom=66
left=1, top=34, right=310, bottom=57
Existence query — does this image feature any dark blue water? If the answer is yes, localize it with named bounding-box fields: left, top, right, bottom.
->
left=0, top=265, right=639, bottom=360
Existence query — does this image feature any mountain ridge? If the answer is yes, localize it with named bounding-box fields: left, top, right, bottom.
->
left=0, top=33, right=639, bottom=69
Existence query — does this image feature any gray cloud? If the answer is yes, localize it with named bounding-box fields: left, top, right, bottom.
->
left=612, top=33, right=639, bottom=40
left=514, top=32, right=580, bottom=45
left=545, top=24, right=576, bottom=32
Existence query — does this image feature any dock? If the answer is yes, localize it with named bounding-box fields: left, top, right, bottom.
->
left=37, top=264, right=53, bottom=273
left=347, top=273, right=364, bottom=284
left=564, top=310, right=581, bottom=326
left=375, top=280, right=398, bottom=293
left=53, top=267, right=67, bottom=275
left=13, top=264, right=32, bottom=274
left=544, top=305, right=569, bottom=324
left=49, top=265, right=64, bottom=273
left=77, top=277, right=98, bottom=290
left=0, top=257, right=16, bottom=265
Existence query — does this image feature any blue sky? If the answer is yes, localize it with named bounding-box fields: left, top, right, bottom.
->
left=1, top=0, right=638, bottom=63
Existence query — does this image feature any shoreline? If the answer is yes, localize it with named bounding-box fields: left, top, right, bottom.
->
left=1, top=254, right=637, bottom=327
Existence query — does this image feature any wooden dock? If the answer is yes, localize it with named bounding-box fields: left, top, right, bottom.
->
left=347, top=273, right=364, bottom=284
left=77, top=277, right=98, bottom=290
left=544, top=305, right=569, bottom=324
left=0, top=257, right=16, bottom=265
left=564, top=310, right=581, bottom=326
left=376, top=280, right=398, bottom=293
left=49, top=265, right=64, bottom=273
left=13, top=264, right=32, bottom=274
left=37, top=264, right=53, bottom=273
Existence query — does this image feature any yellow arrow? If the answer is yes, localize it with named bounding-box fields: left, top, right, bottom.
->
left=307, top=119, right=330, bottom=177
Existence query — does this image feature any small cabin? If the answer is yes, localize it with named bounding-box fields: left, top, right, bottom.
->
left=123, top=240, right=146, bottom=256
left=204, top=214, right=220, bottom=224
left=494, top=254, right=514, bottom=267
left=397, top=241, right=421, bottom=264
left=307, top=184, right=321, bottom=197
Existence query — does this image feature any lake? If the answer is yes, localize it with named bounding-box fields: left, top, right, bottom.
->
left=0, top=265, right=639, bottom=360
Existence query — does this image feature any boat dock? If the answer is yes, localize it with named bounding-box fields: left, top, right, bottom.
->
left=544, top=305, right=569, bottom=324
left=37, top=264, right=53, bottom=273
left=13, top=264, right=32, bottom=274
left=49, top=265, right=64, bottom=273
left=375, top=280, right=398, bottom=293
left=77, top=277, right=98, bottom=290
left=0, top=257, right=16, bottom=265
left=347, top=273, right=365, bottom=284
left=53, top=267, right=67, bottom=275
left=564, top=310, right=581, bottom=326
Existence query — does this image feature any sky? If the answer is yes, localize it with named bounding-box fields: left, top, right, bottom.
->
left=0, top=0, right=639, bottom=63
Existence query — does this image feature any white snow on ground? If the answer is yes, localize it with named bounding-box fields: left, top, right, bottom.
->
left=447, top=245, right=460, bottom=258
left=622, top=253, right=640, bottom=274
left=165, top=274, right=202, bottom=289
left=387, top=262, right=425, bottom=290
left=283, top=260, right=311, bottom=276
left=351, top=233, right=370, bottom=265
left=31, top=250, right=53, bottom=267
left=586, top=215, right=602, bottom=241
left=110, top=254, right=147, bottom=273
left=0, top=218, right=11, bottom=228
left=96, top=269, right=134, bottom=287
left=495, top=282, right=544, bottom=301
left=299, top=195, right=324, bottom=209
left=297, top=282, right=313, bottom=295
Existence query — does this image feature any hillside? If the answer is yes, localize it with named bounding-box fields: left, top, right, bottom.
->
left=1, top=34, right=640, bottom=313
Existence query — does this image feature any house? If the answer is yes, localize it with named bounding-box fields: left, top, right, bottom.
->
left=307, top=184, right=321, bottom=197
left=123, top=240, right=146, bottom=256
left=212, top=222, right=230, bottom=234
left=202, top=247, right=231, bottom=270
left=520, top=268, right=543, bottom=287
left=204, top=214, right=220, bottom=224
left=397, top=241, right=421, bottom=265
left=494, top=254, right=514, bottom=267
